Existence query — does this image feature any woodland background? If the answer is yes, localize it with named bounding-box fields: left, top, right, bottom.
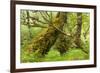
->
left=20, top=10, right=90, bottom=62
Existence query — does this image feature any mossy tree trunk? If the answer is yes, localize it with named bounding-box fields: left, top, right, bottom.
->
left=27, top=12, right=67, bottom=57
left=54, top=13, right=69, bottom=55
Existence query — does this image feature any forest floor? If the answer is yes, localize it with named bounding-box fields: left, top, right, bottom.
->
left=21, top=48, right=89, bottom=63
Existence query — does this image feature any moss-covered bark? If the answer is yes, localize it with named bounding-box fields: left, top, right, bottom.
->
left=54, top=34, right=70, bottom=55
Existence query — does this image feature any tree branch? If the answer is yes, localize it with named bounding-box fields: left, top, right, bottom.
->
left=51, top=24, right=71, bottom=36
left=30, top=22, right=48, bottom=28
left=29, top=16, right=47, bottom=24
left=39, top=12, right=50, bottom=23
left=83, top=26, right=90, bottom=39
left=45, top=12, right=51, bottom=19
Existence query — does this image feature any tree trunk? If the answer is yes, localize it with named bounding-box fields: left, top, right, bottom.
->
left=27, top=12, right=67, bottom=57
left=26, top=11, right=32, bottom=40
left=74, top=13, right=82, bottom=48
left=54, top=13, right=69, bottom=55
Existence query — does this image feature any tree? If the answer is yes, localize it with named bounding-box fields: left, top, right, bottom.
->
left=74, top=13, right=82, bottom=48
left=73, top=13, right=88, bottom=54
left=26, top=12, right=68, bottom=57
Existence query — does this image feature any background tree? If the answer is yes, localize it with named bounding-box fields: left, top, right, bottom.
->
left=74, top=13, right=82, bottom=48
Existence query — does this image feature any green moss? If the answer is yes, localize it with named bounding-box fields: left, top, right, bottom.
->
left=65, top=49, right=89, bottom=60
